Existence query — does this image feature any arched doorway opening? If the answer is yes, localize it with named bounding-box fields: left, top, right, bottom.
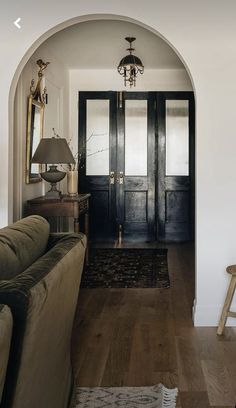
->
left=12, top=16, right=195, bottom=243
left=12, top=13, right=196, bottom=298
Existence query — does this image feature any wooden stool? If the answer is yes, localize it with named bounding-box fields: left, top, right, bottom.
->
left=217, top=265, right=236, bottom=335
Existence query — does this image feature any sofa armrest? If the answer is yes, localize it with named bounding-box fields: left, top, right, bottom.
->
left=46, top=232, right=85, bottom=252
left=0, top=233, right=86, bottom=408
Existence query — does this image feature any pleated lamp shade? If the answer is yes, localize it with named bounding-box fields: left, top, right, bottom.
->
left=32, top=137, right=75, bottom=164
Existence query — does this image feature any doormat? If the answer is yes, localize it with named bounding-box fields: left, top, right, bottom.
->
left=75, top=384, right=178, bottom=408
left=80, top=248, right=169, bottom=288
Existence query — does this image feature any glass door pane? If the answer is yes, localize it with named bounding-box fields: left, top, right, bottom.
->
left=125, top=99, right=148, bottom=176
left=166, top=100, right=189, bottom=176
left=86, top=100, right=110, bottom=175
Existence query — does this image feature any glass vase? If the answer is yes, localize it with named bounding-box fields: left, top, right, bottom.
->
left=67, top=170, right=78, bottom=196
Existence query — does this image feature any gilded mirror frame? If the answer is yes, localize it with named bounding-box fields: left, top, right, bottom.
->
left=25, top=59, right=49, bottom=184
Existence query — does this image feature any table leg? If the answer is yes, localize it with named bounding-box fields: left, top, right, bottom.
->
left=74, top=218, right=80, bottom=234
left=85, top=212, right=89, bottom=264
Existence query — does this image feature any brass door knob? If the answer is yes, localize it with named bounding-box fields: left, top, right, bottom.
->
left=118, top=171, right=124, bottom=185
left=110, top=171, right=115, bottom=185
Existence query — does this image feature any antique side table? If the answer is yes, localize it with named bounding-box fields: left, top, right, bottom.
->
left=26, top=194, right=90, bottom=262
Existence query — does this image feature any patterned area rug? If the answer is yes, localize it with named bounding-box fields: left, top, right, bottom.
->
left=75, top=384, right=178, bottom=408
left=81, top=248, right=169, bottom=288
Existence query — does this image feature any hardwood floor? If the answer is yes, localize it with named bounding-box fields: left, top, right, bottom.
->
left=72, top=243, right=236, bottom=407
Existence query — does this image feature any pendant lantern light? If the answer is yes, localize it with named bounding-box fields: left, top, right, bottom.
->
left=117, top=37, right=144, bottom=87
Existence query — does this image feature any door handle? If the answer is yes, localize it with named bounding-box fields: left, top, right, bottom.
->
left=118, top=171, right=124, bottom=185
left=110, top=171, right=115, bottom=185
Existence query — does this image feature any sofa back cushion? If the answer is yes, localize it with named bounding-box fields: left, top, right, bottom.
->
left=0, top=216, right=49, bottom=280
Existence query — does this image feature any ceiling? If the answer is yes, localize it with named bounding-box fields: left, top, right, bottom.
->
left=40, top=20, right=185, bottom=70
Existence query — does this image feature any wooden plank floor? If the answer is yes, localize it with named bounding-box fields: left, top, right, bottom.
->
left=72, top=243, right=236, bottom=407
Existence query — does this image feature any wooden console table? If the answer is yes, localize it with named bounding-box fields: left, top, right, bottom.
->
left=26, top=194, right=90, bottom=262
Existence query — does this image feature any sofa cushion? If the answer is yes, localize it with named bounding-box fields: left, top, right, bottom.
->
left=0, top=216, right=50, bottom=280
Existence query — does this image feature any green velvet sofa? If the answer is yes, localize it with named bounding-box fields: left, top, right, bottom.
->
left=0, top=305, right=13, bottom=403
left=0, top=215, right=86, bottom=408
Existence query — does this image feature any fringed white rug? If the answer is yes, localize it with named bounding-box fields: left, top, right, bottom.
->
left=75, top=384, right=178, bottom=408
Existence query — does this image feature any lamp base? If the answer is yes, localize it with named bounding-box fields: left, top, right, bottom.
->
left=45, top=190, right=61, bottom=199
left=40, top=165, right=66, bottom=199
left=44, top=181, right=62, bottom=199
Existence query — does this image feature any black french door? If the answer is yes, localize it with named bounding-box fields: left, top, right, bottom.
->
left=157, top=92, right=195, bottom=241
left=79, top=91, right=155, bottom=241
left=79, top=91, right=194, bottom=242
left=116, top=92, right=156, bottom=241
left=79, top=92, right=117, bottom=240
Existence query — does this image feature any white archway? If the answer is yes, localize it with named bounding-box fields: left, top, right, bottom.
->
left=9, top=13, right=196, bottom=220
left=10, top=14, right=196, bottom=97
left=10, top=13, right=196, bottom=229
left=10, top=11, right=197, bottom=286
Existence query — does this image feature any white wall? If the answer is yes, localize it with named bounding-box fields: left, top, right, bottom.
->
left=69, top=68, right=192, bottom=151
left=1, top=1, right=236, bottom=326
left=13, top=48, right=69, bottom=219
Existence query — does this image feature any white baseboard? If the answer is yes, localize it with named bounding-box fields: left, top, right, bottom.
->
left=192, top=302, right=236, bottom=327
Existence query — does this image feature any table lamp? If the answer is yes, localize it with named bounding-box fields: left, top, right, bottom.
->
left=32, top=137, right=75, bottom=198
